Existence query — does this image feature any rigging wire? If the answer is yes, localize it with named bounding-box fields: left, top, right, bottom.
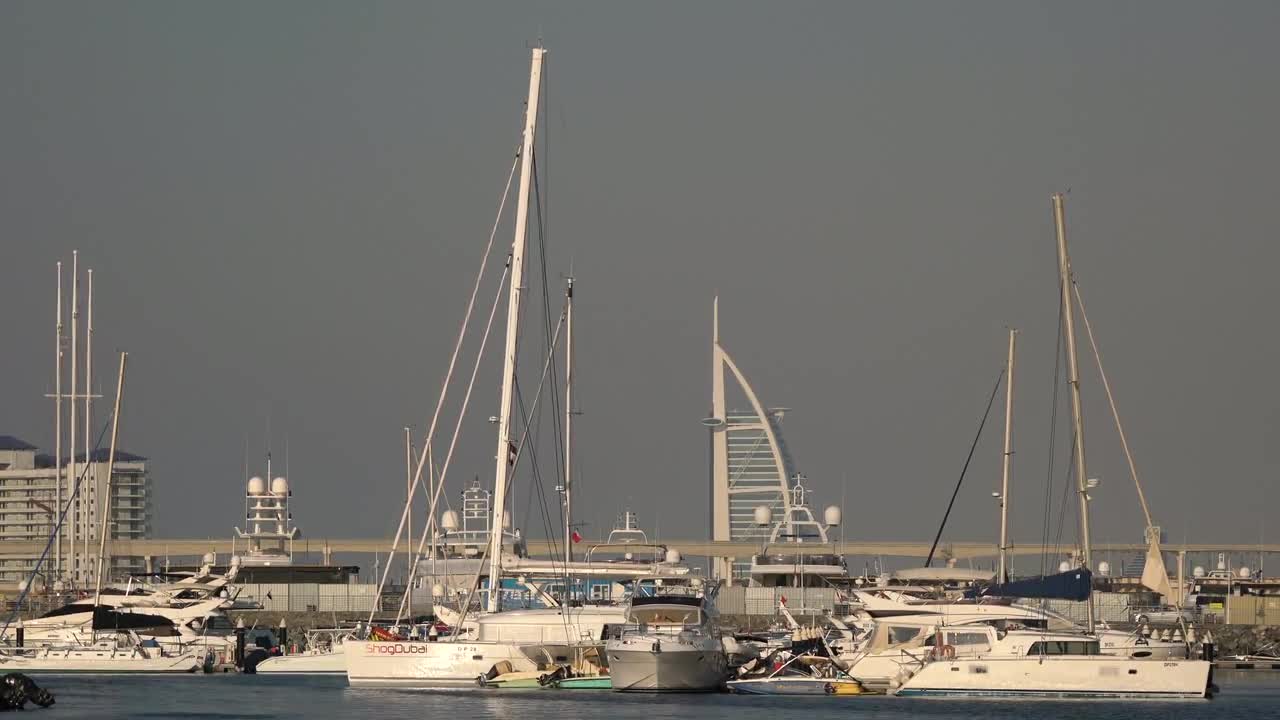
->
left=1040, top=280, right=1066, bottom=575
left=531, top=153, right=567, bottom=515
left=393, top=260, right=510, bottom=623
left=369, top=150, right=520, bottom=622
left=925, top=367, right=1007, bottom=568
left=2, top=416, right=113, bottom=639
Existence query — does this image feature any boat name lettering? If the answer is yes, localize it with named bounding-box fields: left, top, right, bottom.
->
left=366, top=643, right=455, bottom=655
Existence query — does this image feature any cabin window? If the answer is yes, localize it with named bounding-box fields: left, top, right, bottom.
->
left=1028, top=641, right=1100, bottom=656
left=946, top=632, right=991, bottom=647
left=889, top=627, right=923, bottom=645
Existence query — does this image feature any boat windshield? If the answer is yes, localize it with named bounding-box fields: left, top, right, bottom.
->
left=629, top=607, right=700, bottom=626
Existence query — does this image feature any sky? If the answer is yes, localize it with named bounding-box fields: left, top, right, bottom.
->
left=2, top=2, right=1277, bottom=558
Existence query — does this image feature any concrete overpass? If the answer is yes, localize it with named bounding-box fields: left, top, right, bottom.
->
left=3, top=538, right=1277, bottom=561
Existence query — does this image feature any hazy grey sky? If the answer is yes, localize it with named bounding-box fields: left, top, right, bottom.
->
left=3, top=2, right=1277, bottom=555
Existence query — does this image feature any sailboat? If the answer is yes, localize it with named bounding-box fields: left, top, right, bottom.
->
left=347, top=47, right=687, bottom=688
left=1, top=353, right=206, bottom=675
left=892, top=194, right=1211, bottom=699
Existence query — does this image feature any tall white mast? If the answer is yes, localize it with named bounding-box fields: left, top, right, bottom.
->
left=84, top=268, right=93, bottom=585
left=53, top=262, right=64, bottom=576
left=563, top=276, right=575, bottom=568
left=997, top=328, right=1017, bottom=584
left=486, top=46, right=545, bottom=614
left=404, top=426, right=412, bottom=618
left=1052, top=192, right=1095, bottom=634
left=93, top=352, right=126, bottom=605
left=69, top=251, right=79, bottom=584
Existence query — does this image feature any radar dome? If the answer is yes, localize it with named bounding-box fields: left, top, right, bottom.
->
left=1098, top=561, right=1111, bottom=577
left=665, top=548, right=682, bottom=564
left=1193, top=566, right=1205, bottom=578
left=753, top=505, right=772, bottom=527
left=824, top=505, right=842, bottom=526
left=271, top=477, right=289, bottom=495
left=1058, top=560, right=1072, bottom=573
left=247, top=476, right=266, bottom=494
left=1239, top=566, right=1252, bottom=578
left=440, top=510, right=460, bottom=532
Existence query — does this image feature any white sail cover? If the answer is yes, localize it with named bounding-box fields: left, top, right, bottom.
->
left=1140, top=535, right=1173, bottom=600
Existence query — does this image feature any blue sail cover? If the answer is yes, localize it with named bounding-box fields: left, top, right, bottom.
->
left=964, top=568, right=1092, bottom=601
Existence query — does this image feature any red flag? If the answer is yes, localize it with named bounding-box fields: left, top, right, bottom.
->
left=780, top=595, right=787, bottom=606
left=571, top=530, right=582, bottom=543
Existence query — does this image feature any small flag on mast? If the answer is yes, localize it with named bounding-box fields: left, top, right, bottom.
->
left=571, top=530, right=582, bottom=543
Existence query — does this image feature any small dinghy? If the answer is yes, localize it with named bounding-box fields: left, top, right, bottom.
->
left=727, top=637, right=874, bottom=696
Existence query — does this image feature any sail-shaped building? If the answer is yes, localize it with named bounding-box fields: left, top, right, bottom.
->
left=706, top=298, right=803, bottom=582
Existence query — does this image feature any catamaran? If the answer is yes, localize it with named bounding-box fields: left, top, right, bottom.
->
left=891, top=194, right=1212, bottom=699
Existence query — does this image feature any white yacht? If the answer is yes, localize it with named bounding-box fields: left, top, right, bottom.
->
left=346, top=604, right=626, bottom=687
left=839, top=589, right=1185, bottom=661
left=890, top=624, right=1209, bottom=698
left=881, top=194, right=1214, bottom=700
left=0, top=632, right=205, bottom=674
left=606, top=576, right=727, bottom=692
left=256, top=628, right=361, bottom=675
left=12, top=562, right=245, bottom=658
left=843, top=617, right=1208, bottom=696
left=747, top=483, right=848, bottom=589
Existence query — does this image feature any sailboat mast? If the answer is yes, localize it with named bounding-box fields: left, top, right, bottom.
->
left=92, top=352, right=127, bottom=605
left=84, top=268, right=93, bottom=586
left=998, top=328, right=1017, bottom=585
left=1052, top=192, right=1095, bottom=633
left=69, top=251, right=79, bottom=584
left=563, top=275, right=574, bottom=568
left=54, top=262, right=64, bottom=577
left=404, top=426, right=413, bottom=618
left=486, top=47, right=545, bottom=614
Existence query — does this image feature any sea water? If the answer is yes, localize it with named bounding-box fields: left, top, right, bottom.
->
left=32, top=671, right=1280, bottom=719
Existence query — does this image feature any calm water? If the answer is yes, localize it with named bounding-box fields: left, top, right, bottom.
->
left=30, top=671, right=1280, bottom=719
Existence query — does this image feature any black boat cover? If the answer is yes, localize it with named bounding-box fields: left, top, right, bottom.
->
left=90, top=606, right=173, bottom=631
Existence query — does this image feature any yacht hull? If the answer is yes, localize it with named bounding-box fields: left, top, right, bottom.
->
left=0, top=652, right=203, bottom=674
left=894, top=656, right=1211, bottom=699
left=607, top=647, right=727, bottom=692
left=344, top=641, right=536, bottom=687
left=257, top=649, right=346, bottom=675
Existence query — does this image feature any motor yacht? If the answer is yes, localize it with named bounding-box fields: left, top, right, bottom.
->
left=605, top=576, right=727, bottom=692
